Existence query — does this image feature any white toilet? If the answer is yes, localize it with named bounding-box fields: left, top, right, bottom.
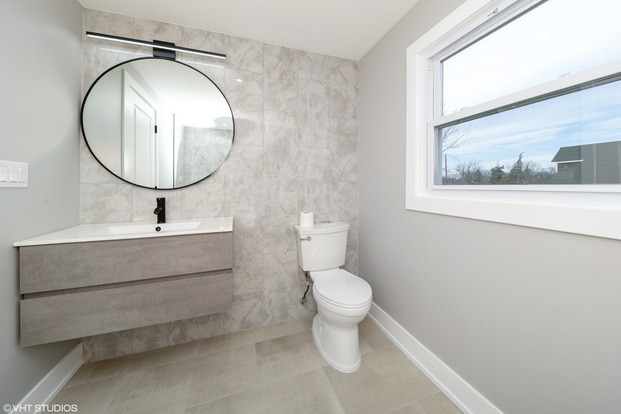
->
left=295, top=221, right=372, bottom=373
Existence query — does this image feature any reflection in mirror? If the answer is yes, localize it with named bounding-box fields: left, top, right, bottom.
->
left=81, top=58, right=234, bottom=189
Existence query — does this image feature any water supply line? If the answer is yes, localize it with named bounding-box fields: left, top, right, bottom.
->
left=299, top=272, right=311, bottom=305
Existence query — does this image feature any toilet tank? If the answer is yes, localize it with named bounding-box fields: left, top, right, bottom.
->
left=294, top=221, right=349, bottom=272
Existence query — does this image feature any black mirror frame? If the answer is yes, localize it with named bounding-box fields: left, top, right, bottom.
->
left=80, top=57, right=235, bottom=190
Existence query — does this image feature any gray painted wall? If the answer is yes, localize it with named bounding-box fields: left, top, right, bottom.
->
left=359, top=0, right=621, bottom=413
left=0, top=0, right=82, bottom=405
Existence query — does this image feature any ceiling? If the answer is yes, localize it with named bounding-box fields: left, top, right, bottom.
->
left=77, top=0, right=420, bottom=60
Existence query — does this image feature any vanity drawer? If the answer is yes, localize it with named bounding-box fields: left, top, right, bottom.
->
left=20, top=270, right=232, bottom=347
left=20, top=232, right=232, bottom=294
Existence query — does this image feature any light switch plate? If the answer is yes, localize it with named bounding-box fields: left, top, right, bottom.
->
left=0, top=160, right=28, bottom=187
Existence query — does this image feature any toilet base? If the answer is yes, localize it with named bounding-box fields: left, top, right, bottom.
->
left=312, top=314, right=361, bottom=373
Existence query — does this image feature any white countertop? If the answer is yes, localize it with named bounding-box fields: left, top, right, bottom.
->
left=14, top=217, right=233, bottom=247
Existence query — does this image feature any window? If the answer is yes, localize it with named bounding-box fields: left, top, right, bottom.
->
left=406, top=0, right=621, bottom=239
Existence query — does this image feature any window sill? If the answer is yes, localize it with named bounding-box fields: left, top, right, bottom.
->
left=406, top=185, right=621, bottom=240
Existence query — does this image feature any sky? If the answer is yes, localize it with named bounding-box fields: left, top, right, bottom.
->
left=442, top=80, right=621, bottom=172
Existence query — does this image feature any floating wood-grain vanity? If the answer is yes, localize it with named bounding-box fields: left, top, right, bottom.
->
left=14, top=218, right=233, bottom=347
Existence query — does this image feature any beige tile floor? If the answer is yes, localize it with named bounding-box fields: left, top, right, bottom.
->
left=53, top=316, right=462, bottom=413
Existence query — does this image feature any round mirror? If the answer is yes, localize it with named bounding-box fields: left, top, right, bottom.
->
left=81, top=57, right=234, bottom=189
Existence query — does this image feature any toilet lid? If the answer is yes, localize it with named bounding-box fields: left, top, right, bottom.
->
left=312, top=269, right=372, bottom=308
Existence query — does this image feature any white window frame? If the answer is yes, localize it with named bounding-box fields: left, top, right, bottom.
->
left=406, top=0, right=621, bottom=240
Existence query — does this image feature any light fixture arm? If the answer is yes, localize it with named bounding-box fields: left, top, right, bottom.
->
left=85, top=31, right=226, bottom=60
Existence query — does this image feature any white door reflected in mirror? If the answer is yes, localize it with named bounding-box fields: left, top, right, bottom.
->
left=81, top=57, right=235, bottom=189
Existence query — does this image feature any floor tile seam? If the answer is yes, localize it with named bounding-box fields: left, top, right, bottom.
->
left=61, top=375, right=90, bottom=389
left=251, top=328, right=310, bottom=350
left=388, top=399, right=425, bottom=414
left=182, top=371, right=275, bottom=412
left=359, top=343, right=399, bottom=362
left=256, top=364, right=330, bottom=385
left=254, top=324, right=313, bottom=344
left=386, top=391, right=453, bottom=413
left=90, top=342, right=201, bottom=371
left=193, top=321, right=311, bottom=354
left=131, top=321, right=310, bottom=364
left=362, top=341, right=394, bottom=356
left=322, top=346, right=436, bottom=413
left=184, top=345, right=264, bottom=408
left=413, top=388, right=452, bottom=406
left=249, top=327, right=311, bottom=349
left=316, top=365, right=348, bottom=414
left=253, top=338, right=331, bottom=383
left=195, top=339, right=263, bottom=359
left=182, top=366, right=341, bottom=413
left=364, top=344, right=443, bottom=387
left=360, top=344, right=391, bottom=361
left=107, top=370, right=193, bottom=411
left=321, top=364, right=386, bottom=413
left=370, top=367, right=447, bottom=411
left=117, top=353, right=205, bottom=378
left=63, top=364, right=133, bottom=389
left=80, top=372, right=140, bottom=413
left=54, top=372, right=125, bottom=407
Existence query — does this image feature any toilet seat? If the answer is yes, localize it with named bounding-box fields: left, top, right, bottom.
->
left=311, top=269, right=372, bottom=309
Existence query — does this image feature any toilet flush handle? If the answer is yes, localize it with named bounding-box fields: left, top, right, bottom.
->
left=299, top=236, right=312, bottom=241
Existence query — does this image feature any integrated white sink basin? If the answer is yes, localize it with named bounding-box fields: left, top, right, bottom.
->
left=14, top=217, right=233, bottom=246
left=108, top=221, right=201, bottom=235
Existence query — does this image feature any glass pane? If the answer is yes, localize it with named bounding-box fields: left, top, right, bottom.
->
left=442, top=0, right=621, bottom=115
left=439, top=78, right=621, bottom=185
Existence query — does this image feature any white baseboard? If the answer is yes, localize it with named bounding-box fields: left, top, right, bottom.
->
left=11, top=343, right=83, bottom=414
left=368, top=303, right=502, bottom=414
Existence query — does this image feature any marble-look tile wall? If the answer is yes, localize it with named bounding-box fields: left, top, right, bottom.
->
left=80, top=10, right=358, bottom=361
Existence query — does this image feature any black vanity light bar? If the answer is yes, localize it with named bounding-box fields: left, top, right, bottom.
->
left=85, top=31, right=226, bottom=60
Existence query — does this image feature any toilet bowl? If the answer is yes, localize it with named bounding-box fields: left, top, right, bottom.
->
left=311, top=269, right=372, bottom=372
left=294, top=221, right=373, bottom=373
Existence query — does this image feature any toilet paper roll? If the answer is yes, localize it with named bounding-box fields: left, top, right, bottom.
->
left=299, top=211, right=314, bottom=227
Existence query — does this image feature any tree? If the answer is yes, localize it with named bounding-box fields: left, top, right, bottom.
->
left=456, top=161, right=483, bottom=184
left=441, top=125, right=469, bottom=153
left=441, top=124, right=472, bottom=180
left=507, top=153, right=526, bottom=184
left=490, top=163, right=505, bottom=184
left=444, top=153, right=555, bottom=185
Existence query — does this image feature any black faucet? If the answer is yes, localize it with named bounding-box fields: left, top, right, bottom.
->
left=154, top=197, right=166, bottom=223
